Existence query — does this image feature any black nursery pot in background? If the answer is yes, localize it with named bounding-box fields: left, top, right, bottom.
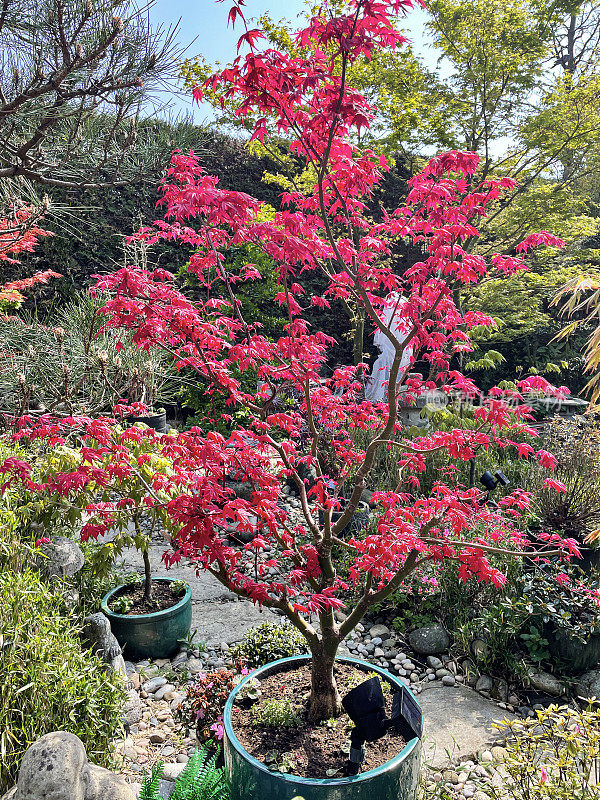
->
left=126, top=409, right=167, bottom=433
left=318, top=500, right=371, bottom=538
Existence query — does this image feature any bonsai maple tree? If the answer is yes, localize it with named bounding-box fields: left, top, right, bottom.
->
left=1, top=0, right=580, bottom=723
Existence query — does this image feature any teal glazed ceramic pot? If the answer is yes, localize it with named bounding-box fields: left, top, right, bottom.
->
left=224, top=655, right=422, bottom=800
left=101, top=577, right=192, bottom=660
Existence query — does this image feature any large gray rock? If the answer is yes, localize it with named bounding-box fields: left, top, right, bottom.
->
left=1, top=731, right=135, bottom=800
left=575, top=670, right=600, bottom=700
left=38, top=537, right=84, bottom=580
left=491, top=677, right=509, bottom=702
left=475, top=674, right=493, bottom=693
left=528, top=670, right=563, bottom=696
left=408, top=623, right=450, bottom=655
left=369, top=624, right=391, bottom=638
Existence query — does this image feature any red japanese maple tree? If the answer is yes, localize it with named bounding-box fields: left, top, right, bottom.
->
left=2, top=0, right=579, bottom=721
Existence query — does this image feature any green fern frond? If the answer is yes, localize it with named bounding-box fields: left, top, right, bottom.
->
left=138, top=760, right=164, bottom=800
left=170, top=749, right=203, bottom=800
left=170, top=746, right=229, bottom=800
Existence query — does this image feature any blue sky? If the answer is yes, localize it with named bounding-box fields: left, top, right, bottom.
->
left=151, top=0, right=438, bottom=122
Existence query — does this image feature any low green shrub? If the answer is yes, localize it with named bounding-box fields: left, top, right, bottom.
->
left=509, top=565, right=600, bottom=646
left=0, top=570, right=125, bottom=792
left=230, top=621, right=309, bottom=668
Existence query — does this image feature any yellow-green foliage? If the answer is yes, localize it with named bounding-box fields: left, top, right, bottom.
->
left=9, top=429, right=182, bottom=583
left=0, top=570, right=125, bottom=792
left=491, top=705, right=600, bottom=800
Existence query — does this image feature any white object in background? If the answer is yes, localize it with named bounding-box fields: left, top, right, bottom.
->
left=365, top=292, right=413, bottom=402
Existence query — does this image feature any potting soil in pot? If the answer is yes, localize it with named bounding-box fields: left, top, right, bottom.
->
left=109, top=582, right=184, bottom=615
left=231, top=663, right=406, bottom=779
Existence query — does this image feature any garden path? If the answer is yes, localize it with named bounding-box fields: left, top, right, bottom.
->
left=419, top=684, right=516, bottom=768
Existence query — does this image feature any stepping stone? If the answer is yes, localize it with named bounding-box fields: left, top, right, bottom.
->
left=191, top=599, right=272, bottom=646
left=418, top=684, right=515, bottom=768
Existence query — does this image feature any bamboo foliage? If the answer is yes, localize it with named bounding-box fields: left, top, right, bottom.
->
left=553, top=274, right=600, bottom=402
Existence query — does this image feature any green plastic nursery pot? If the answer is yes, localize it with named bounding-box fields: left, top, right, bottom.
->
left=224, top=655, right=422, bottom=800
left=101, top=577, right=192, bottom=660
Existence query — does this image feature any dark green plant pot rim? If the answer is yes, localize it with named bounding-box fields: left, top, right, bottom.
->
left=224, top=654, right=421, bottom=789
left=100, top=577, right=191, bottom=621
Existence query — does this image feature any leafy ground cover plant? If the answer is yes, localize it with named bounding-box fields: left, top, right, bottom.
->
left=252, top=696, right=302, bottom=728
left=0, top=569, right=124, bottom=792
left=514, top=565, right=600, bottom=646
left=503, top=564, right=600, bottom=671
left=446, top=560, right=600, bottom=675
left=0, top=0, right=580, bottom=726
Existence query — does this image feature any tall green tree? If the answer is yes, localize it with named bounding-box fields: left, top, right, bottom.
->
left=181, top=0, right=600, bottom=385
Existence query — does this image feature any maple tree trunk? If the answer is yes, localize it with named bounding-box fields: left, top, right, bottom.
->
left=353, top=308, right=365, bottom=366
left=142, top=546, right=152, bottom=602
left=307, top=636, right=342, bottom=723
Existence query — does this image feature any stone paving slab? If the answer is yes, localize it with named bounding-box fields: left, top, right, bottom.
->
left=188, top=598, right=275, bottom=646
left=418, top=684, right=516, bottom=768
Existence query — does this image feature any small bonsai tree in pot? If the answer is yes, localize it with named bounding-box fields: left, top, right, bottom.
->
left=1, top=0, right=580, bottom=790
left=3, top=424, right=192, bottom=659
